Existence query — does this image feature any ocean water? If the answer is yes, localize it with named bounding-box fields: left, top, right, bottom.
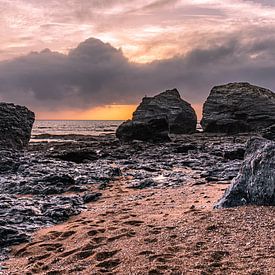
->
left=31, top=120, right=124, bottom=140
left=31, top=120, right=202, bottom=142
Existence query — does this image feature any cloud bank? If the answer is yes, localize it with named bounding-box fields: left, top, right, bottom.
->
left=1, top=30, right=275, bottom=114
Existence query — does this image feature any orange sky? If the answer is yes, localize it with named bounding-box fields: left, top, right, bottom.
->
left=37, top=103, right=203, bottom=121
left=1, top=0, right=274, bottom=120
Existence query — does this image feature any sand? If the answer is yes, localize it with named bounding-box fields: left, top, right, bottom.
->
left=2, top=179, right=275, bottom=275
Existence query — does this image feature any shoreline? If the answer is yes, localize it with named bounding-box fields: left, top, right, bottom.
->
left=3, top=178, right=275, bottom=274
left=0, top=132, right=274, bottom=274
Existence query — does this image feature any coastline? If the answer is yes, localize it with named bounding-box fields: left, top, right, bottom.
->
left=1, top=132, right=274, bottom=274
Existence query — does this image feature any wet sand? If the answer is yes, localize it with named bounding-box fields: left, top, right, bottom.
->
left=2, top=179, right=275, bottom=275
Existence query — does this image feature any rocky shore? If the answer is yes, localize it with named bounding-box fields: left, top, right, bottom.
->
left=0, top=82, right=275, bottom=274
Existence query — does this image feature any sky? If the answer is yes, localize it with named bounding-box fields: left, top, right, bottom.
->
left=1, top=0, right=275, bottom=119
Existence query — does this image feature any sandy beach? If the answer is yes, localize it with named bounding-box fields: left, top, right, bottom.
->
left=3, top=177, right=274, bottom=275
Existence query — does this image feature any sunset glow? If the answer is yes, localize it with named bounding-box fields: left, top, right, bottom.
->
left=1, top=0, right=275, bottom=119
left=37, top=105, right=138, bottom=120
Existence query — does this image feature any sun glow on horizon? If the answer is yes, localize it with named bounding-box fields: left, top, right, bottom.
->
left=36, top=105, right=138, bottom=120
left=36, top=103, right=203, bottom=121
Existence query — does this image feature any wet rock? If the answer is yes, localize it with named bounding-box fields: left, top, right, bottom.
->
left=133, top=89, right=197, bottom=134
left=201, top=82, right=275, bottom=133
left=173, top=144, right=198, bottom=153
left=0, top=194, right=85, bottom=260
left=50, top=150, right=98, bottom=163
left=83, top=192, right=102, bottom=203
left=223, top=148, right=245, bottom=160
left=262, top=124, right=275, bottom=141
left=109, top=167, right=122, bottom=177
left=0, top=102, right=35, bottom=149
left=116, top=89, right=197, bottom=142
left=215, top=137, right=275, bottom=208
left=127, top=178, right=157, bottom=189
left=116, top=118, right=170, bottom=142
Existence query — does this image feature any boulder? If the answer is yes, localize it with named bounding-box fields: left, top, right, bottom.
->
left=116, top=118, right=170, bottom=142
left=133, top=89, right=197, bottom=134
left=201, top=82, right=275, bottom=134
left=215, top=137, right=275, bottom=208
left=0, top=103, right=35, bottom=149
left=116, top=89, right=197, bottom=142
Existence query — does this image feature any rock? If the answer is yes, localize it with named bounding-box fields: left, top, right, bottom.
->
left=133, top=89, right=197, bottom=134
left=116, top=89, right=197, bottom=142
left=262, top=124, right=275, bottom=141
left=201, top=82, right=275, bottom=134
left=116, top=118, right=170, bottom=142
left=50, top=150, right=98, bottom=163
left=82, top=192, right=102, bottom=203
left=0, top=194, right=85, bottom=259
left=215, top=137, right=275, bottom=208
left=0, top=103, right=35, bottom=149
left=173, top=144, right=198, bottom=153
left=127, top=178, right=157, bottom=189
left=223, top=148, right=245, bottom=160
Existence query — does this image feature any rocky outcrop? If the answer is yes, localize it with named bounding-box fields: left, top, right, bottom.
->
left=201, top=82, right=275, bottom=134
left=116, top=118, right=170, bottom=142
left=116, top=89, right=197, bottom=142
left=262, top=124, right=275, bottom=141
left=215, top=137, right=275, bottom=208
left=0, top=103, right=35, bottom=149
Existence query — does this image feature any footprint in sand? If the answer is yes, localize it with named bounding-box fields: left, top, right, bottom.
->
left=123, top=220, right=144, bottom=226
left=27, top=253, right=52, bottom=269
left=144, top=237, right=158, bottom=244
left=96, top=258, right=121, bottom=269
left=148, top=253, right=175, bottom=263
left=95, top=250, right=119, bottom=261
left=107, top=229, right=136, bottom=242
left=87, top=228, right=106, bottom=236
left=57, top=230, right=76, bottom=240
left=39, top=243, right=63, bottom=252
left=14, top=241, right=43, bottom=256
left=138, top=250, right=155, bottom=256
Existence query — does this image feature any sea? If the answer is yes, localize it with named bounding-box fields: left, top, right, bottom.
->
left=31, top=120, right=124, bottom=142
left=31, top=120, right=202, bottom=142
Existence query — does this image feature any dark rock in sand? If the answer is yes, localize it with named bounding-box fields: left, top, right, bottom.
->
left=83, top=192, right=102, bottom=203
left=215, top=137, right=275, bottom=208
left=201, top=82, right=275, bottom=134
left=127, top=178, right=157, bottom=189
left=116, top=89, right=197, bottom=142
left=0, top=194, right=85, bottom=259
left=0, top=103, right=35, bottom=149
left=116, top=118, right=170, bottom=142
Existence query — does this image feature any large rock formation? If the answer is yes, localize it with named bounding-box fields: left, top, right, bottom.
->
left=215, top=137, right=275, bottom=208
left=0, top=103, right=35, bottom=149
left=201, top=82, right=275, bottom=134
left=116, top=118, right=170, bottom=142
left=116, top=89, right=197, bottom=142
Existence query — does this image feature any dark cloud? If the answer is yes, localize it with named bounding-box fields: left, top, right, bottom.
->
left=1, top=34, right=275, bottom=113
left=243, top=0, right=275, bottom=6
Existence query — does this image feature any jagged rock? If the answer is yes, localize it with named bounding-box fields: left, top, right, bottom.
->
left=116, top=118, right=170, bottom=142
left=262, top=124, right=275, bottom=141
left=215, top=137, right=275, bottom=208
left=223, top=148, right=245, bottom=160
left=0, top=103, right=35, bottom=149
left=133, top=89, right=197, bottom=134
left=116, top=89, right=197, bottom=142
left=201, top=83, right=275, bottom=134
left=82, top=192, right=102, bottom=203
left=50, top=150, right=98, bottom=163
